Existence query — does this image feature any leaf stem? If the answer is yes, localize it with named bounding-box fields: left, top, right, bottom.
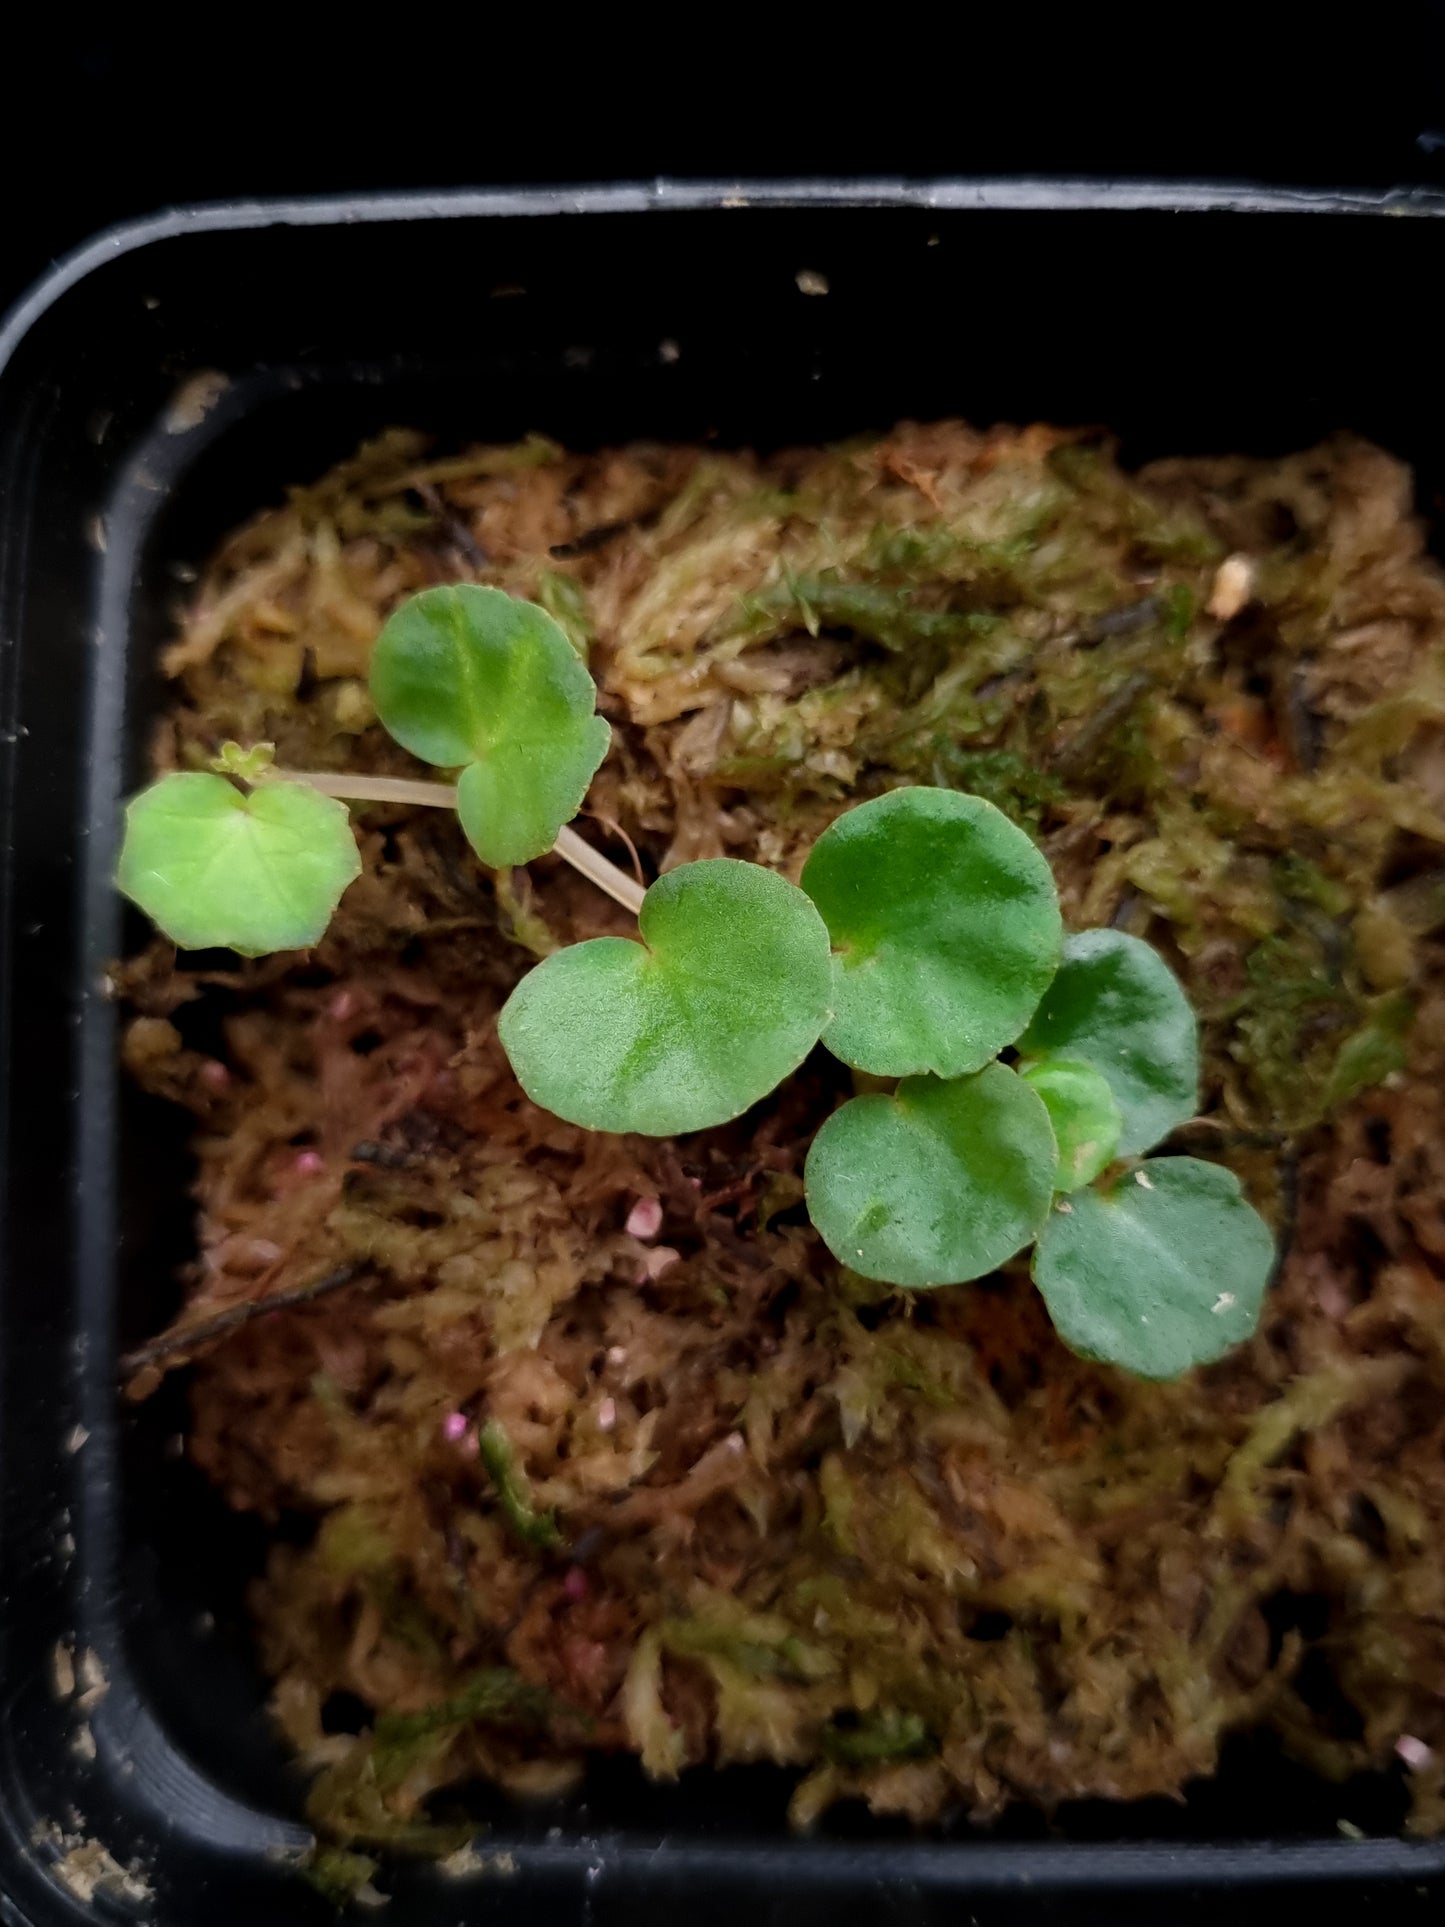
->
left=276, top=770, right=458, bottom=809
left=271, top=769, right=646, bottom=916
left=552, top=824, right=647, bottom=916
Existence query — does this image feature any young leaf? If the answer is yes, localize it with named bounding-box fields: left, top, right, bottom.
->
left=117, top=773, right=361, bottom=956
left=1020, top=1058, right=1122, bottom=1192
left=212, top=739, right=276, bottom=782
left=1016, top=927, right=1198, bottom=1155
left=1032, top=1157, right=1273, bottom=1379
left=369, top=585, right=611, bottom=867
left=804, top=1063, right=1058, bottom=1287
left=498, top=859, right=832, bottom=1135
left=800, top=787, right=1063, bottom=1078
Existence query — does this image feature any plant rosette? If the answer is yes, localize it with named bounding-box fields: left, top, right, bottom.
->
left=116, top=586, right=1276, bottom=1381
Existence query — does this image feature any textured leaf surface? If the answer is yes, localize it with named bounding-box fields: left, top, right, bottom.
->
left=804, top=1064, right=1058, bottom=1286
left=370, top=585, right=610, bottom=866
left=801, top=787, right=1062, bottom=1078
left=498, top=860, right=832, bottom=1134
left=1018, top=927, right=1198, bottom=1155
left=118, top=773, right=361, bottom=956
left=1032, top=1157, right=1273, bottom=1378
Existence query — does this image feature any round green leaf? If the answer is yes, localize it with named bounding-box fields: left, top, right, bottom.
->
left=497, top=858, right=832, bottom=1135
left=1016, top=928, right=1198, bottom=1155
left=803, top=1063, right=1058, bottom=1287
left=369, top=585, right=611, bottom=866
left=117, top=773, right=361, bottom=956
left=801, top=787, right=1062, bottom=1078
left=1032, top=1156, right=1273, bottom=1379
left=1020, top=1058, right=1122, bottom=1192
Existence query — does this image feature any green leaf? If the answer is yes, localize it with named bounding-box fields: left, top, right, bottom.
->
left=535, top=569, right=594, bottom=659
left=800, top=787, right=1062, bottom=1078
left=1020, top=1058, right=1122, bottom=1192
left=804, top=1063, right=1058, bottom=1287
left=1016, top=927, right=1198, bottom=1155
left=369, top=585, right=611, bottom=866
left=1032, top=1157, right=1273, bottom=1378
left=117, top=772, right=361, bottom=956
left=498, top=858, right=832, bottom=1135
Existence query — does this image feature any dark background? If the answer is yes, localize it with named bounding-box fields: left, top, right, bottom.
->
left=4, top=9, right=1445, bottom=320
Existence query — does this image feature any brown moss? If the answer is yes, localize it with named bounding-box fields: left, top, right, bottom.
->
left=121, top=421, right=1445, bottom=1838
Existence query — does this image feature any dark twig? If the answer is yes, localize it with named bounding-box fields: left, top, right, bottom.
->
left=118, top=1264, right=364, bottom=1379
left=1052, top=671, right=1154, bottom=778
left=1271, top=1141, right=1302, bottom=1281
left=549, top=519, right=638, bottom=559
left=415, top=482, right=489, bottom=574
left=1274, top=663, right=1323, bottom=774
left=349, top=1139, right=416, bottom=1169
left=1085, top=596, right=1162, bottom=642
left=1166, top=1118, right=1288, bottom=1151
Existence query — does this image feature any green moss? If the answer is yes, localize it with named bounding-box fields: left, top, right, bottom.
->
left=306, top=1746, right=477, bottom=1853
left=866, top=524, right=964, bottom=575
left=1047, top=442, right=1111, bottom=492
left=921, top=747, right=1069, bottom=832
left=477, top=1421, right=564, bottom=1551
left=820, top=1707, right=932, bottom=1764
left=1274, top=854, right=1354, bottom=918
left=373, top=1668, right=554, bottom=1758
left=659, top=1592, right=837, bottom=1684
left=1047, top=442, right=1223, bottom=565
left=1323, top=992, right=1414, bottom=1111
left=736, top=572, right=1000, bottom=654
left=365, top=1574, right=448, bottom=1664
left=318, top=1503, right=394, bottom=1577
left=865, top=522, right=1040, bottom=584
left=303, top=1845, right=381, bottom=1906
left=1161, top=582, right=1195, bottom=642
left=535, top=570, right=594, bottom=660
left=1226, top=930, right=1380, bottom=1128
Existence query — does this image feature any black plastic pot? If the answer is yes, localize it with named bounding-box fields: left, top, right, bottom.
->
left=3, top=180, right=1445, bottom=1926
